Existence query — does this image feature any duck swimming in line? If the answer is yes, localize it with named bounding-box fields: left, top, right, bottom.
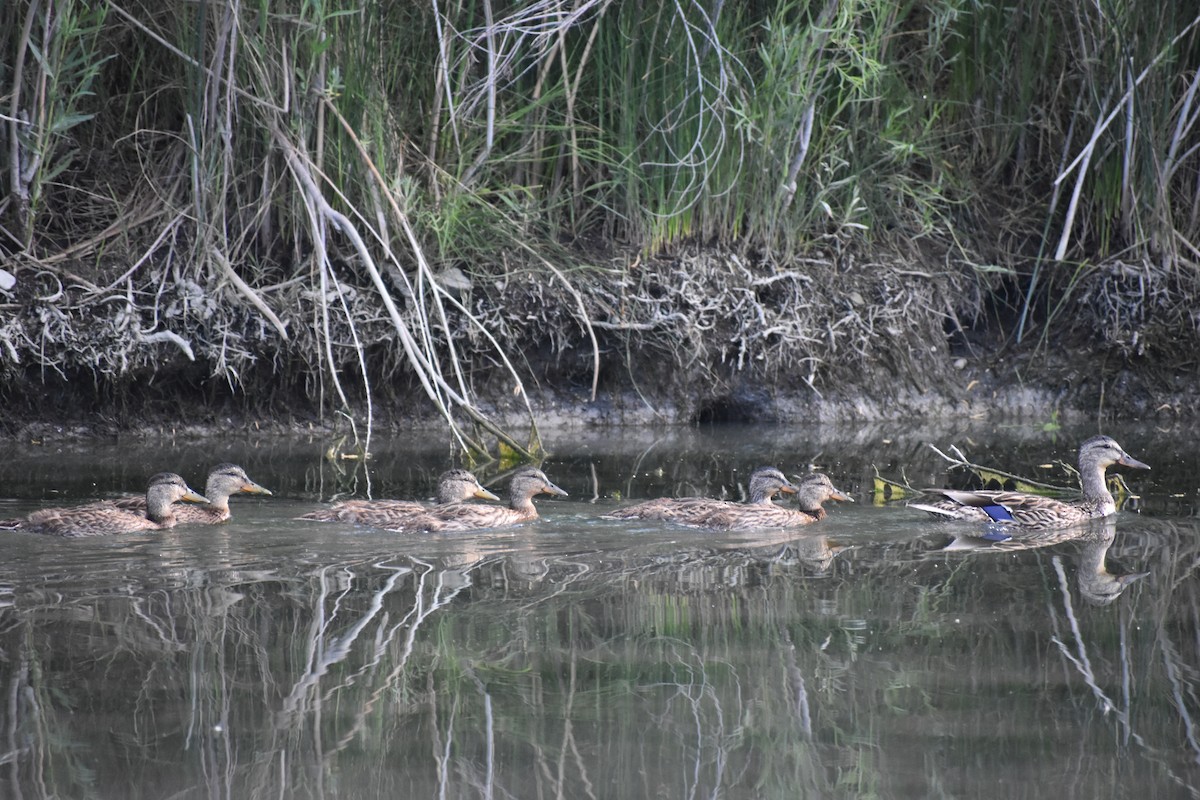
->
left=909, top=435, right=1149, bottom=538
left=604, top=466, right=797, bottom=525
left=298, top=468, right=498, bottom=526
left=688, top=473, right=853, bottom=530
left=109, top=463, right=272, bottom=524
left=0, top=473, right=210, bottom=537
left=376, top=466, right=567, bottom=532
left=604, top=467, right=849, bottom=528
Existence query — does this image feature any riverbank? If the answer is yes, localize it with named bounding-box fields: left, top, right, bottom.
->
left=3, top=1, right=1197, bottom=443
left=1, top=245, right=1190, bottom=442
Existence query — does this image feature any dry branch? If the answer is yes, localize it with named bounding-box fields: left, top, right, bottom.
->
left=274, top=124, right=536, bottom=460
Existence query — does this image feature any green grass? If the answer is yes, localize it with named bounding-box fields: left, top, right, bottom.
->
left=1, top=0, right=1199, bottom=434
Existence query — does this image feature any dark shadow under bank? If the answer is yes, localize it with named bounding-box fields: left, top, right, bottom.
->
left=0, top=347, right=1189, bottom=442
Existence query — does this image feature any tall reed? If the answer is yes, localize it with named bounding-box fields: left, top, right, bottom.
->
left=1, top=1, right=1198, bottom=431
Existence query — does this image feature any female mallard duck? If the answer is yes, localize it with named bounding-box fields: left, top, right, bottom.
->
left=909, top=435, right=1149, bottom=537
left=298, top=468, right=498, bottom=525
left=690, top=473, right=853, bottom=530
left=109, top=464, right=272, bottom=524
left=0, top=473, right=209, bottom=538
left=604, top=466, right=802, bottom=526
left=378, top=466, right=567, bottom=532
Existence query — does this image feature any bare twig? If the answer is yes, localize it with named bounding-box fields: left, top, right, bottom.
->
left=925, top=443, right=1070, bottom=492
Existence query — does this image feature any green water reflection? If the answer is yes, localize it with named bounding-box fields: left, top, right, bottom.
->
left=0, top=422, right=1196, bottom=799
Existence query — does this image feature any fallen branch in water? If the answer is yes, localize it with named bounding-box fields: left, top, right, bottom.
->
left=925, top=442, right=1136, bottom=499
left=926, top=443, right=1071, bottom=492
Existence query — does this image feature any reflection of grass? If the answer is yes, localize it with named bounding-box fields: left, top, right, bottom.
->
left=881, top=669, right=934, bottom=715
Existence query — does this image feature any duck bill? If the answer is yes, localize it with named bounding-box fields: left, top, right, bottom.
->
left=777, top=485, right=799, bottom=495
left=474, top=487, right=501, bottom=502
left=182, top=490, right=211, bottom=504
left=239, top=482, right=274, bottom=496
left=541, top=481, right=569, bottom=498
left=1117, top=571, right=1150, bottom=586
left=830, top=489, right=855, bottom=503
left=1118, top=454, right=1150, bottom=470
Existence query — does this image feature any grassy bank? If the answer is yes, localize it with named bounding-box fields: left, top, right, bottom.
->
left=1, top=1, right=1199, bottom=446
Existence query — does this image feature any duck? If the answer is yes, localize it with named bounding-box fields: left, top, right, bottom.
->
left=108, top=463, right=272, bottom=524
left=688, top=473, right=853, bottom=530
left=298, top=468, right=498, bottom=525
left=377, top=466, right=568, bottom=532
left=0, top=473, right=210, bottom=538
left=604, top=466, right=799, bottom=525
left=909, top=435, right=1149, bottom=537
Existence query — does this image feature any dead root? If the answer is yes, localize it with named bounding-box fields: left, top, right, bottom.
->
left=0, top=242, right=976, bottom=428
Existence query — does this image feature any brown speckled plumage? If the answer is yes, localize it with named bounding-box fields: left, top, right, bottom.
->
left=692, top=473, right=853, bottom=530
left=604, top=467, right=797, bottom=525
left=377, top=466, right=567, bottom=532
left=605, top=467, right=851, bottom=529
left=298, top=469, right=499, bottom=525
left=0, top=473, right=209, bottom=538
left=111, top=464, right=272, bottom=524
left=909, top=435, right=1150, bottom=535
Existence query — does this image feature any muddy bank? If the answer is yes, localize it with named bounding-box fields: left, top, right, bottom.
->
left=0, top=247, right=1193, bottom=441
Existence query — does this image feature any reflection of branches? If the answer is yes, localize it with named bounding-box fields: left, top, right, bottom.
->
left=275, top=557, right=481, bottom=750
left=517, top=558, right=592, bottom=610
left=7, top=523, right=1200, bottom=798
left=1158, top=627, right=1200, bottom=763
left=460, top=662, right=496, bottom=800
left=431, top=668, right=456, bottom=800
left=1045, top=555, right=1200, bottom=794
left=323, top=558, right=480, bottom=757
left=639, top=640, right=740, bottom=798
left=1047, top=557, right=1133, bottom=729
left=781, top=629, right=813, bottom=740
left=556, top=647, right=597, bottom=800
left=275, top=560, right=414, bottom=723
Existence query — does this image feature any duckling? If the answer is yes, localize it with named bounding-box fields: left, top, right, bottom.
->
left=0, top=473, right=209, bottom=538
left=378, top=466, right=567, bottom=532
left=298, top=468, right=497, bottom=525
left=111, top=463, right=272, bottom=524
left=909, top=435, right=1149, bottom=535
left=604, top=466, right=800, bottom=526
left=690, top=473, right=853, bottom=530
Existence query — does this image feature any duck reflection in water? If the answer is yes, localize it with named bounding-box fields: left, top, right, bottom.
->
left=933, top=517, right=1148, bottom=606
left=720, top=529, right=848, bottom=574
left=774, top=535, right=848, bottom=574
left=1074, top=526, right=1149, bottom=606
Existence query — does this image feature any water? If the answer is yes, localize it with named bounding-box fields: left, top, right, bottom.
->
left=0, top=421, right=1197, bottom=799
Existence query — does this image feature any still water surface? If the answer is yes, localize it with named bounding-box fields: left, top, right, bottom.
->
left=0, top=421, right=1197, bottom=799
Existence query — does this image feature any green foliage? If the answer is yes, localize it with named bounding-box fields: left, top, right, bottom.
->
left=1, top=0, right=1199, bottom=424
left=4, top=0, right=111, bottom=244
left=4, top=0, right=1198, bottom=269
